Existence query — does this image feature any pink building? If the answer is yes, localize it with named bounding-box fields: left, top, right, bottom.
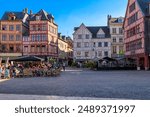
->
left=23, top=9, right=58, bottom=59
left=123, top=0, right=150, bottom=70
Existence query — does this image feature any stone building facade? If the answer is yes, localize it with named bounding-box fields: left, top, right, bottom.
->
left=73, top=23, right=111, bottom=62
left=108, top=15, right=124, bottom=58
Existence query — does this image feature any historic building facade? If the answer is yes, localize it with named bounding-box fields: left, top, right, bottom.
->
left=0, top=9, right=29, bottom=58
left=123, top=0, right=150, bottom=70
left=73, top=23, right=111, bottom=62
left=23, top=9, right=58, bottom=58
left=58, top=33, right=73, bottom=65
left=108, top=15, right=124, bottom=58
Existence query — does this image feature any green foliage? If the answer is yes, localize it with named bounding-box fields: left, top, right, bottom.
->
left=71, top=62, right=78, bottom=67
left=84, top=61, right=96, bottom=69
left=49, top=58, right=55, bottom=64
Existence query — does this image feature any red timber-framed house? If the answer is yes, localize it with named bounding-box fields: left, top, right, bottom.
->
left=23, top=9, right=58, bottom=59
left=123, top=0, right=150, bottom=70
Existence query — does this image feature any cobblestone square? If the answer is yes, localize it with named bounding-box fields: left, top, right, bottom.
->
left=0, top=68, right=150, bottom=100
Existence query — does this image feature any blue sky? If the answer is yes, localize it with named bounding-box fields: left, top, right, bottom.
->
left=0, top=0, right=127, bottom=37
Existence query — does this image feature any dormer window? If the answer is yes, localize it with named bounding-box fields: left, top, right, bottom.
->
left=118, top=18, right=123, bottom=23
left=97, top=34, right=105, bottom=38
left=8, top=13, right=16, bottom=20
left=36, top=15, right=41, bottom=21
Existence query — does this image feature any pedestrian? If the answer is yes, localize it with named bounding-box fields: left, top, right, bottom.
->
left=0, top=65, right=2, bottom=79
left=0, top=58, right=2, bottom=79
left=62, top=62, right=66, bottom=71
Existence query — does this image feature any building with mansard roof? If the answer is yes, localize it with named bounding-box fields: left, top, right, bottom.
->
left=0, top=9, right=29, bottom=58
left=73, top=23, right=111, bottom=62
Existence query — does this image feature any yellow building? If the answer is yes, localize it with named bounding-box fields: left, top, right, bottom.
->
left=58, top=33, right=73, bottom=65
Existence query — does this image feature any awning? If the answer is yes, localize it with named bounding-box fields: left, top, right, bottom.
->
left=10, top=56, right=44, bottom=62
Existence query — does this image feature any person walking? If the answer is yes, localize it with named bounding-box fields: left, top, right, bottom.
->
left=0, top=58, right=2, bottom=79
left=62, top=62, right=66, bottom=71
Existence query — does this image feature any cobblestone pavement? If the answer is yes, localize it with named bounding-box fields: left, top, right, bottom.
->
left=0, top=68, right=150, bottom=100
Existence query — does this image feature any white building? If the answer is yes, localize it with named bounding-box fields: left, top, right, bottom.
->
left=108, top=15, right=124, bottom=58
left=73, top=23, right=111, bottom=62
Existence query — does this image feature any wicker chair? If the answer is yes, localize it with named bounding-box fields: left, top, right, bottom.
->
left=23, top=68, right=33, bottom=77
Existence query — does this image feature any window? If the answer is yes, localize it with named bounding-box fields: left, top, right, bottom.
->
left=85, top=52, right=89, bottom=57
left=119, top=38, right=123, bottom=42
left=118, top=18, right=123, bottom=23
left=97, top=34, right=105, bottom=38
left=136, top=39, right=142, bottom=49
left=86, top=34, right=90, bottom=39
left=16, top=45, right=21, bottom=52
left=23, top=37, right=28, bottom=41
left=36, top=15, right=41, bottom=20
left=9, top=35, right=14, bottom=41
left=128, top=12, right=138, bottom=25
left=42, top=35, right=47, bottom=41
left=113, top=46, right=117, bottom=54
left=16, top=35, right=21, bottom=41
left=78, top=34, right=82, bottom=39
left=31, top=35, right=35, bottom=41
left=37, top=45, right=40, bottom=52
left=119, top=28, right=123, bottom=34
left=31, top=45, right=35, bottom=52
left=42, top=45, right=46, bottom=52
left=77, top=42, right=81, bottom=48
left=9, top=45, right=14, bottom=52
left=76, top=51, right=81, bottom=57
left=129, top=2, right=136, bottom=13
left=2, top=25, right=7, bottom=30
left=16, top=25, right=21, bottom=31
left=98, top=42, right=102, bottom=47
left=127, top=25, right=140, bottom=38
left=2, top=35, right=7, bottom=41
left=93, top=42, right=96, bottom=47
left=24, top=46, right=28, bottom=52
left=98, top=51, right=102, bottom=57
left=113, top=37, right=116, bottom=42
left=126, top=39, right=142, bottom=51
left=37, top=35, right=41, bottom=41
left=104, top=42, right=108, bottom=47
left=1, top=45, right=6, bottom=52
left=9, top=25, right=14, bottom=31
left=42, top=25, right=47, bottom=31
left=112, top=28, right=116, bottom=34
left=104, top=51, right=108, bottom=57
left=84, top=42, right=89, bottom=47
left=119, top=46, right=123, bottom=52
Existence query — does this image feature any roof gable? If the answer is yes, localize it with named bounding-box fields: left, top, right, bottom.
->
left=137, top=0, right=150, bottom=16
left=1, top=11, right=28, bottom=21
left=29, top=9, right=54, bottom=21
left=73, top=23, right=92, bottom=35
left=97, top=28, right=105, bottom=35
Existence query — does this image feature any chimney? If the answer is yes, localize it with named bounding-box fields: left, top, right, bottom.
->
left=22, top=9, right=25, bottom=14
left=25, top=8, right=28, bottom=14
left=30, top=10, right=33, bottom=15
left=58, top=33, right=61, bottom=38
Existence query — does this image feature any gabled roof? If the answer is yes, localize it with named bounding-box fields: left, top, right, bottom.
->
left=29, top=9, right=54, bottom=21
left=1, top=11, right=28, bottom=21
left=74, top=25, right=110, bottom=38
left=137, top=0, right=150, bottom=16
left=123, top=0, right=150, bottom=28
